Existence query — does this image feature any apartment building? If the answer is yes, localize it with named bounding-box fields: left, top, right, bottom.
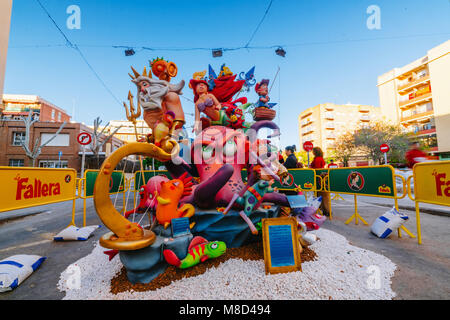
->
left=377, top=40, right=450, bottom=159
left=103, top=120, right=152, bottom=144
left=1, top=94, right=72, bottom=123
left=298, top=103, right=381, bottom=164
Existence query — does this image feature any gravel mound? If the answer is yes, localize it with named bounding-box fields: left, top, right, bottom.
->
left=58, top=228, right=397, bottom=300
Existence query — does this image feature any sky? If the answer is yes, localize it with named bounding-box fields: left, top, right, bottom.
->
left=4, top=0, right=450, bottom=148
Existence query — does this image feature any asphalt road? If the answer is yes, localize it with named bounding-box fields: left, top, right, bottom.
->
left=0, top=194, right=449, bottom=300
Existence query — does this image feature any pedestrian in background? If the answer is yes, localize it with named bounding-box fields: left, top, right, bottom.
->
left=309, top=147, right=330, bottom=217
left=405, top=141, right=428, bottom=168
left=309, top=147, right=326, bottom=169
left=328, top=159, right=338, bottom=168
left=283, top=145, right=298, bottom=169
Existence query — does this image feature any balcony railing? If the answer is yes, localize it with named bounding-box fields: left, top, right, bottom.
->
left=301, top=119, right=313, bottom=127
left=359, top=106, right=370, bottom=113
left=398, top=75, right=430, bottom=93
left=324, top=112, right=334, bottom=120
left=399, top=92, right=432, bottom=109
left=302, top=126, right=315, bottom=135
left=400, top=110, right=434, bottom=123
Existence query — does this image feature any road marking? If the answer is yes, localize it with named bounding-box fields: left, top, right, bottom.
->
left=0, top=239, right=52, bottom=253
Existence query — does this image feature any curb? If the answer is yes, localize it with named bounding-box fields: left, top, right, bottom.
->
left=0, top=210, right=51, bottom=224
left=365, top=202, right=450, bottom=218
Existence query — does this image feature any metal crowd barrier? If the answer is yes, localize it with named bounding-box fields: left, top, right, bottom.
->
left=406, top=160, right=450, bottom=244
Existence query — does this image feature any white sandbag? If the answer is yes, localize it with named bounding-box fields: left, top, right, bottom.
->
left=54, top=225, right=101, bottom=241
left=0, top=255, right=46, bottom=292
left=371, top=207, right=409, bottom=239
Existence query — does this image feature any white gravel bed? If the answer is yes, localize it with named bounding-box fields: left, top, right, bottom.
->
left=58, top=228, right=397, bottom=300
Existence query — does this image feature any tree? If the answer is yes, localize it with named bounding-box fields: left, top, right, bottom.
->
left=353, top=121, right=410, bottom=165
left=334, top=131, right=357, bottom=167
left=294, top=151, right=309, bottom=166
left=20, top=112, right=67, bottom=167
left=89, top=117, right=122, bottom=167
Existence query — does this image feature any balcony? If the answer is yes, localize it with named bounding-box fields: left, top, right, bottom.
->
left=399, top=92, right=432, bottom=109
left=325, top=123, right=335, bottom=130
left=400, top=110, right=434, bottom=123
left=301, top=119, right=314, bottom=127
left=359, top=106, right=370, bottom=113
left=302, top=126, right=315, bottom=135
left=398, top=75, right=430, bottom=93
left=324, top=112, right=334, bottom=120
left=360, top=115, right=371, bottom=122
left=301, top=111, right=313, bottom=119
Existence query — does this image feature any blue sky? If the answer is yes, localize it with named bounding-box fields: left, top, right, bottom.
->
left=5, top=0, right=450, bottom=147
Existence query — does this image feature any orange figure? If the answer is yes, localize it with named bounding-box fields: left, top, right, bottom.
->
left=153, top=111, right=175, bottom=148
left=156, top=173, right=196, bottom=229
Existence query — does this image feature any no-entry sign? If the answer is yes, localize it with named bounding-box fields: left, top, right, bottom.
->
left=303, top=141, right=314, bottom=152
left=77, top=132, right=92, bottom=145
left=380, top=144, right=390, bottom=153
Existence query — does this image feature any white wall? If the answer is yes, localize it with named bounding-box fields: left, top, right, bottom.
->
left=0, top=0, right=13, bottom=109
left=428, top=40, right=450, bottom=153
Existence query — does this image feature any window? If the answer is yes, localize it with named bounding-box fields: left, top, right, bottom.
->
left=40, top=133, right=70, bottom=147
left=58, top=112, right=61, bottom=122
left=39, top=160, right=68, bottom=168
left=12, top=132, right=26, bottom=146
left=9, top=159, right=24, bottom=167
left=51, top=109, right=55, bottom=119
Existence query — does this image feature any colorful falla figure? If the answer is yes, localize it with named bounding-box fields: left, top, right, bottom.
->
left=126, top=59, right=186, bottom=135
left=223, top=179, right=276, bottom=235
left=156, top=173, right=196, bottom=229
left=190, top=79, right=222, bottom=134
left=255, top=79, right=277, bottom=109
left=153, top=111, right=175, bottom=148
left=163, top=236, right=227, bottom=269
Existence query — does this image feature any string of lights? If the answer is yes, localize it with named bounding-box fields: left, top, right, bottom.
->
left=10, top=31, right=450, bottom=58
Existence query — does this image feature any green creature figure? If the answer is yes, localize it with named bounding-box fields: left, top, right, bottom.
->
left=163, top=236, right=226, bottom=269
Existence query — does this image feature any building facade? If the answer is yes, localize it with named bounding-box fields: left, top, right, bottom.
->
left=298, top=103, right=381, bottom=164
left=0, top=120, right=124, bottom=173
left=1, top=94, right=72, bottom=123
left=103, top=119, right=152, bottom=144
left=377, top=40, right=450, bottom=159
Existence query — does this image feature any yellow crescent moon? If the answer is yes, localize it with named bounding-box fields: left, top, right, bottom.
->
left=94, top=142, right=179, bottom=250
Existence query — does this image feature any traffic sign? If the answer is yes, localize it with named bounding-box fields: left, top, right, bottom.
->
left=303, top=141, right=314, bottom=152
left=77, top=132, right=92, bottom=145
left=380, top=144, right=390, bottom=153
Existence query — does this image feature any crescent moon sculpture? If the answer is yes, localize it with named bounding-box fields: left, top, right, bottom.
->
left=94, top=142, right=179, bottom=250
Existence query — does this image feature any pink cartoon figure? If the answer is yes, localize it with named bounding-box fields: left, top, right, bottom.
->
left=124, top=175, right=169, bottom=219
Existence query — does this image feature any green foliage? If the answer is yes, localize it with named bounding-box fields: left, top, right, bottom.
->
left=334, top=131, right=356, bottom=167
left=143, top=157, right=165, bottom=170
left=294, top=151, right=309, bottom=165
left=353, top=121, right=410, bottom=165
